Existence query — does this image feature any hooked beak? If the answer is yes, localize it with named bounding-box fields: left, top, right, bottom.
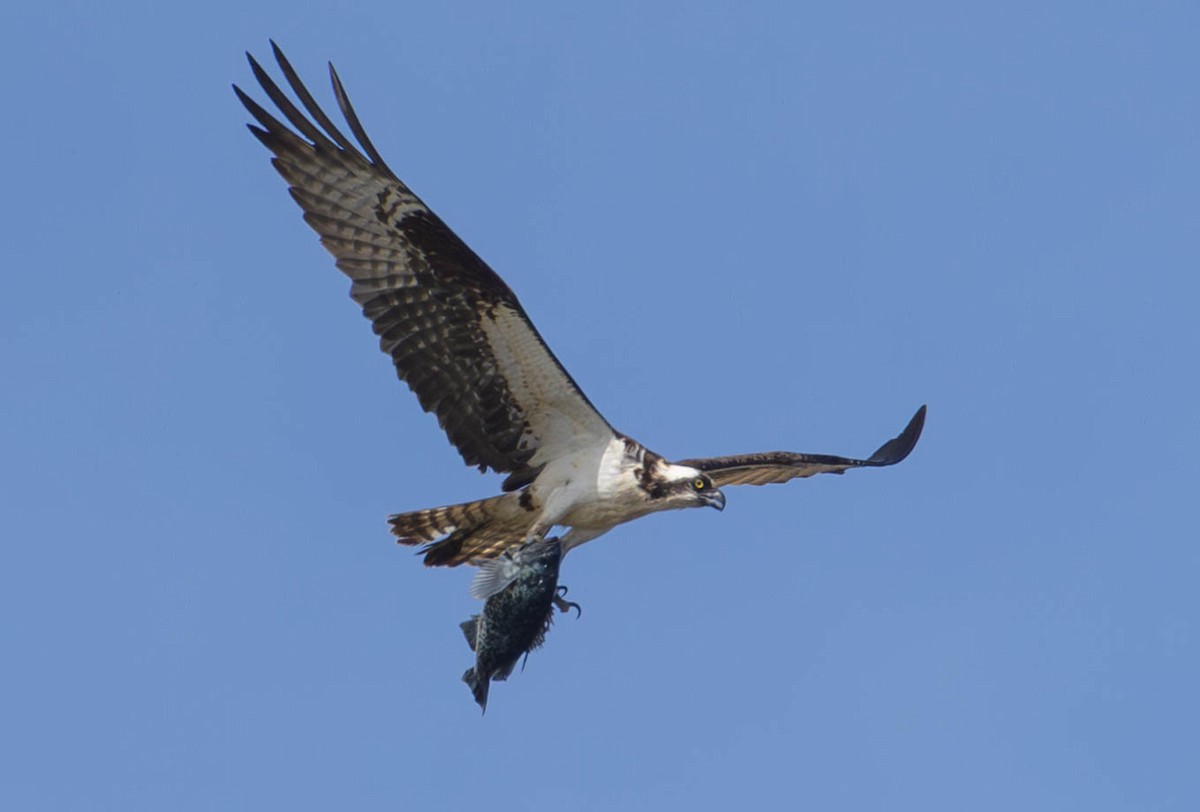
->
left=704, top=489, right=726, bottom=512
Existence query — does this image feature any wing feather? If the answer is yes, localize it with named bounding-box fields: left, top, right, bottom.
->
left=679, top=405, right=926, bottom=488
left=235, top=44, right=613, bottom=482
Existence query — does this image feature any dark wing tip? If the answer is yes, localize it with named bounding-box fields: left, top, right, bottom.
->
left=866, top=404, right=926, bottom=466
left=327, top=60, right=397, bottom=177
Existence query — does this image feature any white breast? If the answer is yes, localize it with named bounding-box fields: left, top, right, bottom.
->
left=550, top=437, right=652, bottom=531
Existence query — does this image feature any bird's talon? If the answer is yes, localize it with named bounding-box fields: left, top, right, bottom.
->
left=553, top=590, right=582, bottom=618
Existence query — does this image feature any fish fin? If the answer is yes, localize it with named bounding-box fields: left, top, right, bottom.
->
left=468, top=554, right=521, bottom=600
left=462, top=667, right=489, bottom=714
left=460, top=616, right=480, bottom=651
left=493, top=656, right=519, bottom=682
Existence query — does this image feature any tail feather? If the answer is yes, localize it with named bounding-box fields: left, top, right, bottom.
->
left=388, top=494, right=531, bottom=567
left=388, top=495, right=508, bottom=544
left=420, top=533, right=525, bottom=567
left=462, top=667, right=489, bottom=713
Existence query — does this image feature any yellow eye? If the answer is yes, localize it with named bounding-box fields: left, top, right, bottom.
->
left=693, top=478, right=707, bottom=490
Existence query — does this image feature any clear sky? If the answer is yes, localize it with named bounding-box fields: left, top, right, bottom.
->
left=2, top=2, right=1197, bottom=810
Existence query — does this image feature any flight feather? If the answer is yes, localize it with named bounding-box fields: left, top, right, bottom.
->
left=678, top=405, right=926, bottom=488
left=234, top=43, right=612, bottom=486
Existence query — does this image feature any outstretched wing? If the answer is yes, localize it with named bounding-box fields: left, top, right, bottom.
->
left=678, top=405, right=926, bottom=487
left=234, top=43, right=613, bottom=488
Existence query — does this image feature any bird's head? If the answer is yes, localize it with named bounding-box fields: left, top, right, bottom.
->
left=651, top=463, right=726, bottom=512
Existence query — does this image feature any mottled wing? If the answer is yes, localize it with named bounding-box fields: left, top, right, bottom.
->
left=235, top=43, right=613, bottom=486
left=679, top=405, right=925, bottom=488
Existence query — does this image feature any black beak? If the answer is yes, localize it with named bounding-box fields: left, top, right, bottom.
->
left=705, top=489, right=726, bottom=511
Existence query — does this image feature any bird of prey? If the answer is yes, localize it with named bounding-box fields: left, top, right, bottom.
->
left=234, top=43, right=925, bottom=569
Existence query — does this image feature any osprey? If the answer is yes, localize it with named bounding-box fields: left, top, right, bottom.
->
left=235, top=44, right=925, bottom=569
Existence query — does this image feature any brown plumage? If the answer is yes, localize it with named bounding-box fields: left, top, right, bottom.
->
left=234, top=42, right=611, bottom=486
left=387, top=494, right=535, bottom=566
left=678, top=405, right=926, bottom=488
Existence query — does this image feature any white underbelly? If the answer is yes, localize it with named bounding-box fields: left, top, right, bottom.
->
left=560, top=497, right=651, bottom=531
left=532, top=436, right=647, bottom=532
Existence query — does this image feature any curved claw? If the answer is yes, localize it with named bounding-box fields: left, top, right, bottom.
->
left=554, top=585, right=582, bottom=618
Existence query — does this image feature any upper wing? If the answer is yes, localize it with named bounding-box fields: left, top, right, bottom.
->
left=678, top=405, right=925, bottom=487
left=234, top=43, right=613, bottom=487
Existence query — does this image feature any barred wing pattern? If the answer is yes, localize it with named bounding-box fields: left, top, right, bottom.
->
left=679, top=405, right=926, bottom=487
left=235, top=43, right=613, bottom=487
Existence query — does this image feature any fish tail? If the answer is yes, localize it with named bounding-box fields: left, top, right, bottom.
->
left=462, top=667, right=489, bottom=714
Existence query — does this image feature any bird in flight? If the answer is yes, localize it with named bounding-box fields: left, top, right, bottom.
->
left=234, top=43, right=925, bottom=570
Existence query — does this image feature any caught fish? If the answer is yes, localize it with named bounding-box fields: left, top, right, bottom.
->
left=460, top=538, right=578, bottom=713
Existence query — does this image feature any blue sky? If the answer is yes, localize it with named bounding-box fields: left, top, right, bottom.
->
left=2, top=2, right=1197, bottom=809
